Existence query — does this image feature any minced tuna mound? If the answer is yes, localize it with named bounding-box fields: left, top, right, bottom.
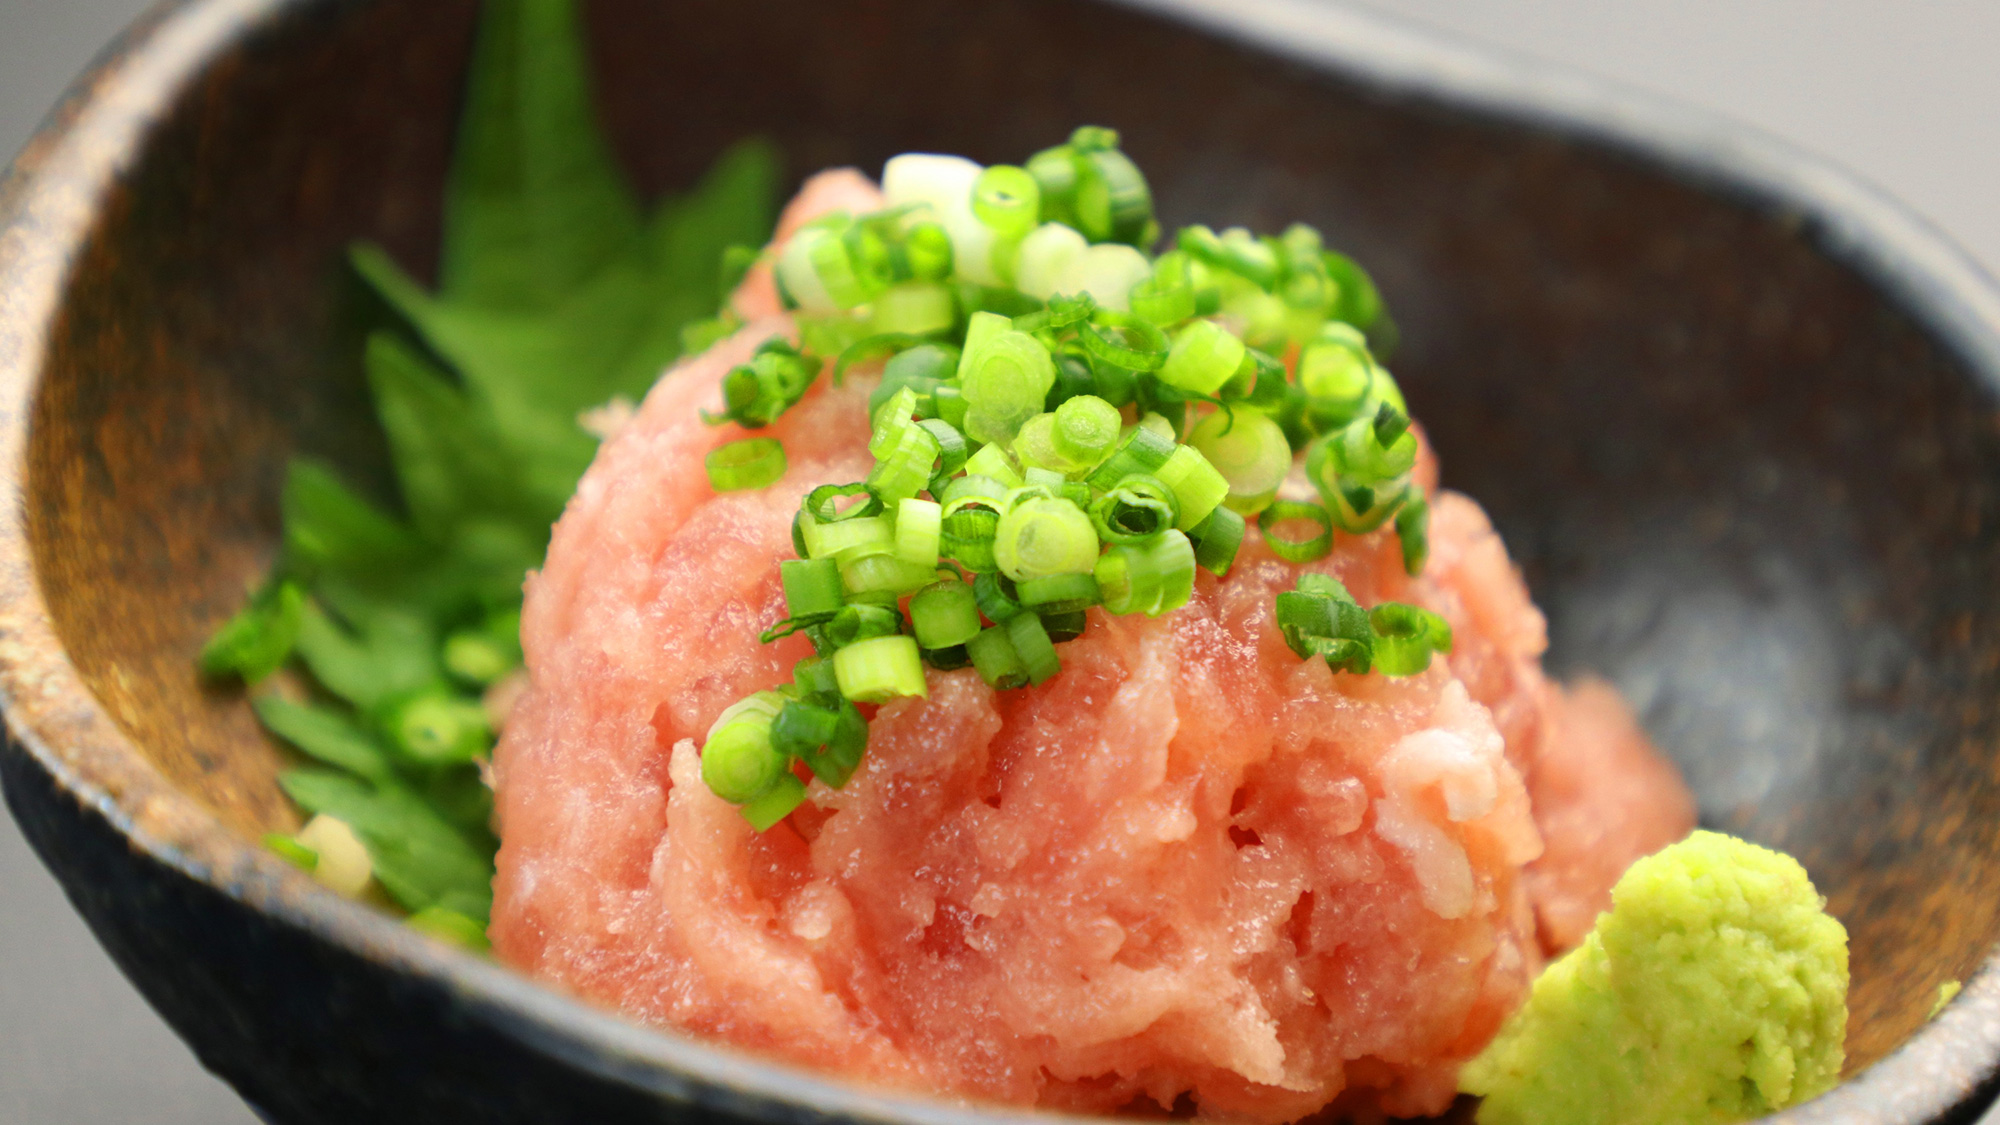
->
left=490, top=172, right=1695, bottom=1121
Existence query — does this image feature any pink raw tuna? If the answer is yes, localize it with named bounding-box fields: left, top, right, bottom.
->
left=490, top=170, right=1693, bottom=1121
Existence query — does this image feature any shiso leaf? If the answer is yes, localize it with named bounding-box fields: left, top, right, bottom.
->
left=281, top=461, right=425, bottom=583
left=291, top=599, right=439, bottom=712
left=210, top=0, right=773, bottom=935
left=254, top=697, right=394, bottom=782
left=437, top=0, right=643, bottom=314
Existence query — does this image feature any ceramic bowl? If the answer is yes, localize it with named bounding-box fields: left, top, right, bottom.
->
left=2, top=0, right=1997, bottom=1121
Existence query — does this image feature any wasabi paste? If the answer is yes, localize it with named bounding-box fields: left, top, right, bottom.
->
left=1462, top=830, right=1849, bottom=1125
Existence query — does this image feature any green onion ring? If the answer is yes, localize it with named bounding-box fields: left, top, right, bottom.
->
left=918, top=418, right=969, bottom=479
left=806, top=482, right=882, bottom=523
left=1080, top=310, right=1169, bottom=372
left=834, top=333, right=924, bottom=386
left=706, top=438, right=787, bottom=492
left=1258, top=499, right=1335, bottom=562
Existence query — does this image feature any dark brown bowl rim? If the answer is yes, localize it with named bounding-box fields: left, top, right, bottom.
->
left=0, top=1, right=1996, bottom=1122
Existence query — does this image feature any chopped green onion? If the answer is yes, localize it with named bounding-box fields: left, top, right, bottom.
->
left=1080, top=310, right=1169, bottom=372
left=1323, top=249, right=1386, bottom=331
left=1014, top=293, right=1098, bottom=337
left=941, top=504, right=1001, bottom=572
left=824, top=603, right=905, bottom=648
left=923, top=644, right=972, bottom=670
left=973, top=165, right=1042, bottom=239
left=808, top=222, right=874, bottom=308
left=442, top=629, right=515, bottom=687
left=1019, top=467, right=1067, bottom=494
left=805, top=482, right=883, bottom=523
left=933, top=383, right=969, bottom=428
left=706, top=438, right=787, bottom=492
left=741, top=774, right=807, bottom=831
left=1044, top=352, right=1095, bottom=411
left=1296, top=326, right=1374, bottom=414
left=869, top=385, right=922, bottom=457
left=1088, top=474, right=1178, bottom=543
left=792, top=655, right=841, bottom=699
left=1015, top=222, right=1090, bottom=301
left=961, top=330, right=1058, bottom=445
left=962, top=442, right=1023, bottom=488
left=704, top=338, right=821, bottom=428
left=837, top=546, right=936, bottom=603
left=836, top=333, right=923, bottom=388
left=1016, top=572, right=1101, bottom=613
left=1188, top=409, right=1292, bottom=515
left=1062, top=245, right=1152, bottom=312
left=1189, top=506, right=1246, bottom=577
left=1178, top=224, right=1280, bottom=289
left=387, top=690, right=491, bottom=765
left=771, top=698, right=867, bottom=788
left=956, top=311, right=1010, bottom=375
left=1369, top=603, right=1453, bottom=676
left=199, top=580, right=304, bottom=684
left=1258, top=500, right=1335, bottom=562
left=873, top=282, right=955, bottom=336
left=1004, top=611, right=1061, bottom=684
left=1159, top=319, right=1248, bottom=396
left=1094, top=530, right=1196, bottom=617
left=1012, top=413, right=1091, bottom=477
left=803, top=514, right=891, bottom=560
left=1042, top=611, right=1088, bottom=642
left=1275, top=577, right=1373, bottom=674
left=702, top=712, right=788, bottom=803
left=1025, top=144, right=1080, bottom=227
left=833, top=635, right=929, bottom=702
left=942, top=475, right=1009, bottom=507
left=1087, top=355, right=1138, bottom=407
left=896, top=497, right=943, bottom=566
left=408, top=907, right=491, bottom=951
left=872, top=342, right=960, bottom=414
left=1153, top=444, right=1230, bottom=531
left=867, top=423, right=940, bottom=501
left=911, top=579, right=983, bottom=649
left=1395, top=488, right=1431, bottom=576
left=781, top=557, right=846, bottom=620
left=1130, top=254, right=1197, bottom=326
left=967, top=625, right=1028, bottom=689
left=1052, top=394, right=1121, bottom=467
left=919, top=419, right=969, bottom=482
left=1304, top=411, right=1418, bottom=533
left=907, top=221, right=955, bottom=281
left=1085, top=425, right=1176, bottom=490
left=973, top=571, right=1025, bottom=623
left=1069, top=133, right=1155, bottom=247
left=775, top=223, right=842, bottom=314
left=264, top=833, right=319, bottom=873
left=993, top=496, right=1100, bottom=581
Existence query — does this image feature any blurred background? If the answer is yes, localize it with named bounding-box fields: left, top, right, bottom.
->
left=0, top=0, right=1994, bottom=1121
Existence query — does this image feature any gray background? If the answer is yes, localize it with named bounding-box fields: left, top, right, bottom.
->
left=0, top=0, right=1995, bottom=1121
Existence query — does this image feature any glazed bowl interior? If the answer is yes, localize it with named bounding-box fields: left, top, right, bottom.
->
left=10, top=0, right=2000, bottom=1119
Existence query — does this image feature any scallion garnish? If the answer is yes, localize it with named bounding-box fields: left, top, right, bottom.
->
left=706, top=437, right=788, bottom=492
left=833, top=635, right=929, bottom=702
left=1369, top=602, right=1454, bottom=676
left=1189, top=506, right=1246, bottom=576
left=1257, top=500, right=1335, bottom=563
left=689, top=127, right=1447, bottom=830
left=911, top=579, right=983, bottom=650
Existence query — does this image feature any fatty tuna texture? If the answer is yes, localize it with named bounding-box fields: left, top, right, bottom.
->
left=490, top=171, right=1695, bottom=1121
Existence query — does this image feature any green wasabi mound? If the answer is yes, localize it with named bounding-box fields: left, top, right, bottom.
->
left=1461, top=830, right=1848, bottom=1125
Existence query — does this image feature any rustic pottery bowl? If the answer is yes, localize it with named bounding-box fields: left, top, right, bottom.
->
left=3, top=0, right=1999, bottom=1122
